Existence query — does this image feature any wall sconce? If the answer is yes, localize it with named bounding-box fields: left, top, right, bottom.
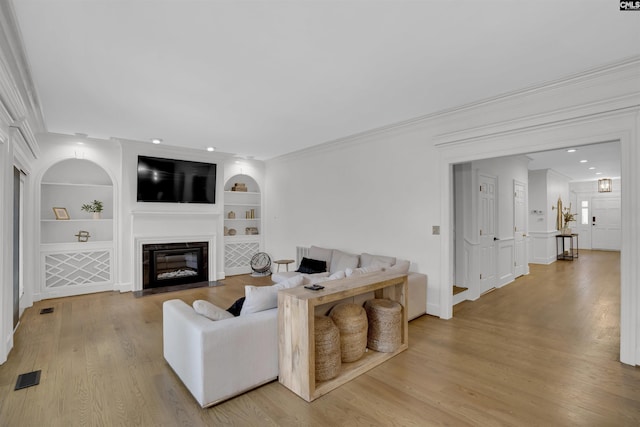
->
left=598, top=178, right=612, bottom=193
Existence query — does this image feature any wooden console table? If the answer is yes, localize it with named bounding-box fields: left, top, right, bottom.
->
left=277, top=271, right=408, bottom=402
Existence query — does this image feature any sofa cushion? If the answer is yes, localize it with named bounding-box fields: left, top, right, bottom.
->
left=360, top=253, right=396, bottom=268
left=309, top=246, right=333, bottom=268
left=385, top=259, right=410, bottom=274
left=345, top=265, right=384, bottom=277
left=330, top=250, right=359, bottom=274
left=296, top=257, right=327, bottom=274
left=193, top=300, right=235, bottom=321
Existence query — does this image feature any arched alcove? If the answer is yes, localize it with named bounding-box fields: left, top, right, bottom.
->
left=224, top=174, right=262, bottom=275
left=39, top=158, right=116, bottom=298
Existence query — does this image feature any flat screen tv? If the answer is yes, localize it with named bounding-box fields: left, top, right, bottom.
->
left=137, top=155, right=217, bottom=204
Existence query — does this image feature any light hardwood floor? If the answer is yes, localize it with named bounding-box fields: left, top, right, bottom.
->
left=1, top=250, right=639, bottom=426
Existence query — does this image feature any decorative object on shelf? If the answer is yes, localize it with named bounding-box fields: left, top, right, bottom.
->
left=81, top=200, right=104, bottom=219
left=562, top=203, right=576, bottom=235
left=598, top=178, right=612, bottom=193
left=250, top=252, right=271, bottom=277
left=228, top=211, right=236, bottom=219
left=228, top=228, right=237, bottom=236
left=224, top=226, right=229, bottom=236
left=53, top=207, right=70, bottom=220
left=245, top=227, right=259, bottom=235
left=231, top=182, right=247, bottom=192
left=74, top=230, right=91, bottom=242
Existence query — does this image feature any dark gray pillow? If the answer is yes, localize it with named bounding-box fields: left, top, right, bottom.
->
left=296, top=257, right=327, bottom=274
left=226, top=296, right=245, bottom=317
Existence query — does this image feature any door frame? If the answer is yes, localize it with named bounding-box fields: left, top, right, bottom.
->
left=438, top=112, right=638, bottom=366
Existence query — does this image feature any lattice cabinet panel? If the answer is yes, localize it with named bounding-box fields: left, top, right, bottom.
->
left=44, top=249, right=112, bottom=288
left=225, top=241, right=260, bottom=274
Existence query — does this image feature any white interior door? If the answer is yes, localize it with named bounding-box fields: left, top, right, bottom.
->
left=479, top=174, right=497, bottom=294
left=592, top=197, right=621, bottom=250
left=514, top=180, right=527, bottom=278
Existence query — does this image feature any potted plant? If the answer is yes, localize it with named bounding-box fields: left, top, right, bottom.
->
left=81, top=200, right=104, bottom=219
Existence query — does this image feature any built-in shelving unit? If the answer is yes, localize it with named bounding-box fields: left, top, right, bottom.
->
left=224, top=174, right=261, bottom=275
left=39, top=159, right=115, bottom=298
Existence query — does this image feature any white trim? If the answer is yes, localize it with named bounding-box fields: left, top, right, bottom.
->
left=133, top=235, right=217, bottom=291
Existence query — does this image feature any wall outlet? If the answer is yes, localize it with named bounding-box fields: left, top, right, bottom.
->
left=432, top=225, right=440, bottom=235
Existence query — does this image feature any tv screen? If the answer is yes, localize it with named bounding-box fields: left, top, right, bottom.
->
left=137, top=156, right=217, bottom=204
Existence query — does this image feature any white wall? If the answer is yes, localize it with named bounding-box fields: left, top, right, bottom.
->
left=528, top=170, right=548, bottom=232
left=266, top=57, right=640, bottom=370
left=266, top=126, right=442, bottom=315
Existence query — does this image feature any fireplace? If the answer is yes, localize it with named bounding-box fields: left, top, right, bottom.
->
left=143, top=242, right=208, bottom=289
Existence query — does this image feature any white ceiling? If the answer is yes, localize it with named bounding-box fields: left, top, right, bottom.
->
left=11, top=1, right=640, bottom=160
left=526, top=141, right=621, bottom=182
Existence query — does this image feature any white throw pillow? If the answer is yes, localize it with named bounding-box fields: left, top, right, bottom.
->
left=278, top=274, right=305, bottom=289
left=241, top=285, right=279, bottom=315
left=193, top=300, right=234, bottom=321
left=304, top=270, right=345, bottom=285
left=330, top=250, right=360, bottom=274
left=345, top=265, right=384, bottom=277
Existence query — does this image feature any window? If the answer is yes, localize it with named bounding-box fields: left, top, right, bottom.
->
left=581, top=200, right=589, bottom=225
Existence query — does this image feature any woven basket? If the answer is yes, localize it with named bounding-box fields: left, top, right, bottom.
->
left=315, top=316, right=341, bottom=381
left=364, top=299, right=402, bottom=353
left=329, top=303, right=368, bottom=363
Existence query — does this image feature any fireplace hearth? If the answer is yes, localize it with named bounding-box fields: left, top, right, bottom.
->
left=143, top=242, right=208, bottom=289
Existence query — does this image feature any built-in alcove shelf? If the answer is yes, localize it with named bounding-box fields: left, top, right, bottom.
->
left=224, top=174, right=262, bottom=275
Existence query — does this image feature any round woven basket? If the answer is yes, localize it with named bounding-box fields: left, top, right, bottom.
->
left=314, top=316, right=341, bottom=381
left=364, top=299, right=402, bottom=353
left=329, top=303, right=368, bottom=362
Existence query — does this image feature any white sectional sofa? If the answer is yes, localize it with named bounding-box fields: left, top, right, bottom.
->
left=162, top=246, right=427, bottom=407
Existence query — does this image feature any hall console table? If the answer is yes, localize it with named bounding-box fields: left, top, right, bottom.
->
left=278, top=271, right=408, bottom=402
left=556, top=233, right=579, bottom=260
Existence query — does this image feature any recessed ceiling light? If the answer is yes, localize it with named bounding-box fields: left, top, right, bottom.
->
left=207, top=147, right=215, bottom=152
left=589, top=167, right=596, bottom=170
left=580, top=160, right=588, bottom=163
left=151, top=138, right=162, bottom=144
left=567, top=149, right=577, bottom=153
left=76, top=142, right=84, bottom=145
left=595, top=172, right=602, bottom=175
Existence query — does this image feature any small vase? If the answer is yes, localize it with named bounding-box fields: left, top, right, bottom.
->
left=561, top=227, right=571, bottom=235
left=92, top=212, right=102, bottom=220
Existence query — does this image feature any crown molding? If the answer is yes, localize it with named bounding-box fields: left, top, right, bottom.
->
left=0, top=0, right=46, bottom=135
